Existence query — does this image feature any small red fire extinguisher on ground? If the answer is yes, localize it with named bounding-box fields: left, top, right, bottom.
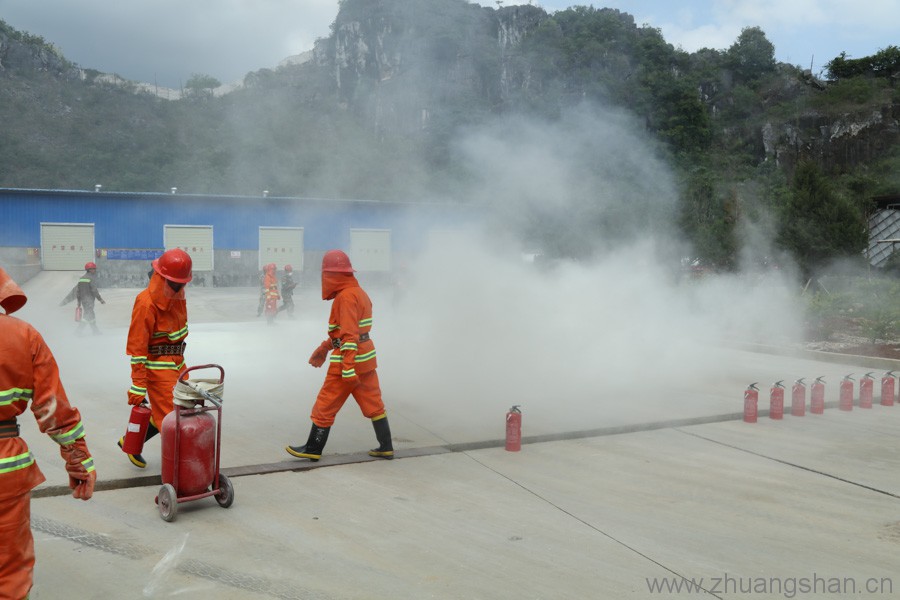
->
left=121, top=403, right=152, bottom=455
left=810, top=376, right=825, bottom=414
left=839, top=374, right=854, bottom=411
left=769, top=381, right=784, bottom=420
left=743, top=383, right=759, bottom=423
left=791, top=378, right=806, bottom=417
left=881, top=371, right=895, bottom=407
left=859, top=372, right=874, bottom=409
left=505, top=405, right=522, bottom=452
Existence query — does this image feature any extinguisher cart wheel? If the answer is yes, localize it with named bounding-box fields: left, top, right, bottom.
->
left=157, top=484, right=178, bottom=522
left=214, top=473, right=235, bottom=508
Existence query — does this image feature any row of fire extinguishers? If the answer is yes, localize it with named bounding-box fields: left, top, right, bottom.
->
left=743, top=371, right=897, bottom=423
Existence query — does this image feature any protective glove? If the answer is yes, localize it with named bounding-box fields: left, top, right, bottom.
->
left=60, top=439, right=96, bottom=501
left=308, top=339, right=332, bottom=368
left=128, top=390, right=146, bottom=405
left=100, top=299, right=106, bottom=304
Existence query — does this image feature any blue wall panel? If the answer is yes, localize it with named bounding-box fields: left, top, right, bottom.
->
left=0, top=189, right=482, bottom=251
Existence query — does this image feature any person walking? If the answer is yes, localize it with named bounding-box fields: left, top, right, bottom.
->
left=0, top=267, right=96, bottom=600
left=286, top=250, right=394, bottom=461
left=118, top=248, right=192, bottom=469
left=60, top=261, right=106, bottom=335
left=277, top=264, right=297, bottom=317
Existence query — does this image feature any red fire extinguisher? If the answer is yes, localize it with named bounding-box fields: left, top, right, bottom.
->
left=859, top=372, right=874, bottom=409
left=161, top=407, right=217, bottom=496
left=120, top=403, right=152, bottom=455
left=74, top=305, right=82, bottom=322
left=743, top=383, right=759, bottom=423
left=791, top=378, right=806, bottom=417
left=769, top=381, right=784, bottom=420
left=881, top=371, right=896, bottom=407
left=505, top=405, right=522, bottom=452
left=810, top=376, right=825, bottom=414
left=839, top=374, right=854, bottom=411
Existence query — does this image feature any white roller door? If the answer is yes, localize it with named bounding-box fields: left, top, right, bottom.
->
left=259, top=227, right=304, bottom=270
left=164, top=225, right=213, bottom=271
left=350, top=229, right=391, bottom=272
left=40, top=223, right=95, bottom=270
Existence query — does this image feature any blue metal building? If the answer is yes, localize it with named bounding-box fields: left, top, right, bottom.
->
left=0, top=188, right=480, bottom=286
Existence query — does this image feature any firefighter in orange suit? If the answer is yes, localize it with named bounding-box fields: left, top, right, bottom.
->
left=0, top=267, right=96, bottom=600
left=286, top=250, right=394, bottom=461
left=117, top=248, right=191, bottom=469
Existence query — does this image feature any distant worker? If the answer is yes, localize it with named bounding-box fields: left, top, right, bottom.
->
left=0, top=267, right=96, bottom=600
left=60, top=261, right=106, bottom=335
left=118, top=249, right=192, bottom=468
left=277, top=264, right=297, bottom=317
left=286, top=250, right=394, bottom=461
left=256, top=263, right=277, bottom=317
left=264, top=281, right=280, bottom=325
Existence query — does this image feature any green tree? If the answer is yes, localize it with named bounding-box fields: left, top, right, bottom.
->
left=184, top=73, right=221, bottom=99
left=777, top=161, right=868, bottom=280
left=726, top=26, right=776, bottom=86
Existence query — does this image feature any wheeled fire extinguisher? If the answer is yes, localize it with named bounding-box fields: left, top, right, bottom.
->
left=839, top=374, right=854, bottom=411
left=120, top=403, right=152, bottom=455
left=743, top=383, right=759, bottom=423
left=791, top=378, right=806, bottom=417
left=810, top=376, right=825, bottom=414
left=859, top=372, right=874, bottom=409
left=505, top=405, right=522, bottom=452
left=161, top=407, right=217, bottom=497
left=881, top=371, right=896, bottom=407
left=769, top=381, right=785, bottom=420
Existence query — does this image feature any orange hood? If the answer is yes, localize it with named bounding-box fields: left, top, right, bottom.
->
left=148, top=271, right=186, bottom=309
left=0, top=267, right=27, bottom=314
left=322, top=271, right=359, bottom=300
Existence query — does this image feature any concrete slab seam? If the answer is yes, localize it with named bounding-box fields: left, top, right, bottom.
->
left=676, top=429, right=900, bottom=500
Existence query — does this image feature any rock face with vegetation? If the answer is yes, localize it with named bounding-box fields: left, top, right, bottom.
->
left=0, top=0, right=898, bottom=279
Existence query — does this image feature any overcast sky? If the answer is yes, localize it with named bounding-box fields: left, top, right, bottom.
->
left=1, top=0, right=897, bottom=89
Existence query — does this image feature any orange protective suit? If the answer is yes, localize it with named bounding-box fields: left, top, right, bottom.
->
left=126, top=271, right=188, bottom=429
left=0, top=268, right=96, bottom=600
left=309, top=271, right=383, bottom=427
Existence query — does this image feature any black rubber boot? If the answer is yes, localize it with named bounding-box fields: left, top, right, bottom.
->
left=368, top=415, right=394, bottom=459
left=118, top=422, right=159, bottom=468
left=286, top=424, right=330, bottom=461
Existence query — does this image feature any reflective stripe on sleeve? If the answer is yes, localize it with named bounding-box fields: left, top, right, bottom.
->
left=130, top=356, right=148, bottom=365
left=81, top=457, right=96, bottom=473
left=129, top=385, right=147, bottom=396
left=51, top=421, right=86, bottom=446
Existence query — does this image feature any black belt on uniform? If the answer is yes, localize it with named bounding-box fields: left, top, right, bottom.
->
left=0, top=418, right=19, bottom=439
left=331, top=333, right=370, bottom=349
left=148, top=342, right=186, bottom=355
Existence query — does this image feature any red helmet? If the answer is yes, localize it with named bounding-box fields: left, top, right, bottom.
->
left=153, top=248, right=193, bottom=283
left=284, top=264, right=293, bottom=272
left=85, top=262, right=97, bottom=270
left=322, top=250, right=354, bottom=273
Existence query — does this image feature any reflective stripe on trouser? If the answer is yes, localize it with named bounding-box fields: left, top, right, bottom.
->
left=0, top=492, right=34, bottom=600
left=146, top=367, right=183, bottom=429
left=311, top=369, right=385, bottom=428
